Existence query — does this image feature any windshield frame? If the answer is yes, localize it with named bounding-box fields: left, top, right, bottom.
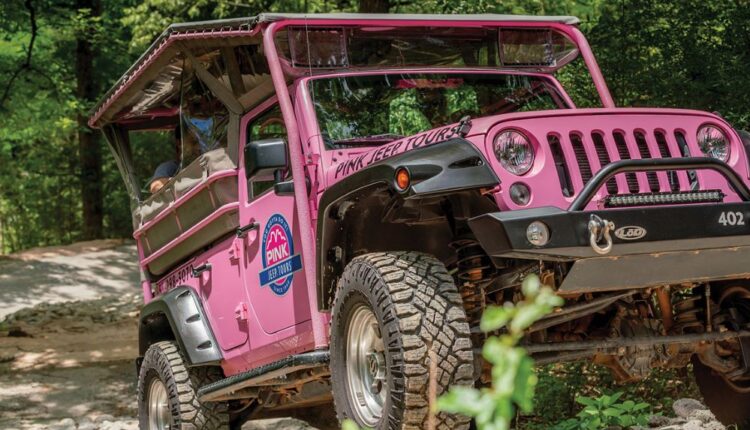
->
left=298, top=68, right=574, bottom=152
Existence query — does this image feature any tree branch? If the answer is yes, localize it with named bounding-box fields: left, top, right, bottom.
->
left=1, top=0, right=38, bottom=109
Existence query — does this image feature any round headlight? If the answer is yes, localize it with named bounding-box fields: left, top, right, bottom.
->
left=697, top=125, right=730, bottom=162
left=493, top=130, right=535, bottom=175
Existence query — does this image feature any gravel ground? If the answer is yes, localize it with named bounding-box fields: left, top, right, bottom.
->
left=0, top=239, right=139, bottom=319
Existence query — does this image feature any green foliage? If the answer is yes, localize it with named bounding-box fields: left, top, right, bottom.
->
left=437, top=275, right=563, bottom=430
left=1, top=0, right=749, bottom=254
left=519, top=363, right=700, bottom=429
left=341, top=419, right=368, bottom=430
left=552, top=392, right=652, bottom=430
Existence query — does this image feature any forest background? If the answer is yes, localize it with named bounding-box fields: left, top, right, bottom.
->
left=1, top=0, right=748, bottom=253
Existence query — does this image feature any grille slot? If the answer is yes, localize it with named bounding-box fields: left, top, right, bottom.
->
left=675, top=131, right=700, bottom=190
left=591, top=132, right=618, bottom=194
left=655, top=131, right=680, bottom=191
left=548, top=134, right=574, bottom=197
left=570, top=133, right=593, bottom=185
left=613, top=131, right=639, bottom=193
left=634, top=131, right=660, bottom=192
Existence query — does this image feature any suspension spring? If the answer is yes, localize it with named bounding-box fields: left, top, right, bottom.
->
left=672, top=294, right=705, bottom=334
left=451, top=238, right=493, bottom=327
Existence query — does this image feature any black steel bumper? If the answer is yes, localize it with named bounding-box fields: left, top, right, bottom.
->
left=469, top=158, right=750, bottom=293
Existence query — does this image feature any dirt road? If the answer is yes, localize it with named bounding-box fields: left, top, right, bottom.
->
left=0, top=241, right=329, bottom=429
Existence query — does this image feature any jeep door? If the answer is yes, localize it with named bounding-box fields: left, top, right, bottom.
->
left=238, top=101, right=312, bottom=334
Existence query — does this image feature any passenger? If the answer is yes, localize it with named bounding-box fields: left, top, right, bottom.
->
left=148, top=126, right=199, bottom=193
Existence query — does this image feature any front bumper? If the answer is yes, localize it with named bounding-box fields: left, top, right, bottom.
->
left=469, top=158, right=750, bottom=293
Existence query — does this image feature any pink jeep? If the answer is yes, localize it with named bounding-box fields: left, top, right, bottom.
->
left=91, top=13, right=750, bottom=430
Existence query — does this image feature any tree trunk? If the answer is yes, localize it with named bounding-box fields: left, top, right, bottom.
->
left=359, top=0, right=390, bottom=13
left=76, top=0, right=103, bottom=240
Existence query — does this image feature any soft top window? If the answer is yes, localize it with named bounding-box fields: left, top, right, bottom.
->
left=278, top=26, right=578, bottom=72
left=280, top=26, right=500, bottom=69
left=311, top=72, right=568, bottom=149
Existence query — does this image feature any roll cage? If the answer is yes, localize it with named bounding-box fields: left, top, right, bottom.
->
left=90, top=13, right=613, bottom=206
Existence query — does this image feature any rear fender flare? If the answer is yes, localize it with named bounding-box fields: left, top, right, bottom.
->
left=139, top=286, right=222, bottom=365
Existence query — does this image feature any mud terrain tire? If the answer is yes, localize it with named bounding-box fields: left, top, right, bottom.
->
left=138, top=341, right=229, bottom=429
left=330, top=252, right=474, bottom=430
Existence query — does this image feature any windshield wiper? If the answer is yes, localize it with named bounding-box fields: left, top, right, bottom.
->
left=333, top=133, right=404, bottom=146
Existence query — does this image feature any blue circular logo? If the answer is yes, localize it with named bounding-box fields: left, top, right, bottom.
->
left=259, top=214, right=302, bottom=296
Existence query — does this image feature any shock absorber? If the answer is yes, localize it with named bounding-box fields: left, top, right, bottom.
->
left=450, top=238, right=493, bottom=328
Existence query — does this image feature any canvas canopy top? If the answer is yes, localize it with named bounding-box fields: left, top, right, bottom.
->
left=88, top=13, right=581, bottom=129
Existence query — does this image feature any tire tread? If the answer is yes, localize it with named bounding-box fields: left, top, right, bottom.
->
left=331, top=252, right=474, bottom=430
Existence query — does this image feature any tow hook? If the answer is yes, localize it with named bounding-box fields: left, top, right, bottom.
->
left=588, top=214, right=615, bottom=255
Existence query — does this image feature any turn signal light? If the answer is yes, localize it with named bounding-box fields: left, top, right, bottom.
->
left=395, top=168, right=410, bottom=191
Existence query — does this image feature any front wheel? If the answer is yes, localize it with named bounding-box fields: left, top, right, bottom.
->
left=330, top=252, right=475, bottom=430
left=137, top=341, right=229, bottom=429
left=693, top=357, right=750, bottom=429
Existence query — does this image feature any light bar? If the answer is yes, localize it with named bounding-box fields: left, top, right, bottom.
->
left=604, top=190, right=725, bottom=208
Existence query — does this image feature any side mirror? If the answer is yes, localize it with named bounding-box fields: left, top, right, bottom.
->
left=244, top=138, right=288, bottom=180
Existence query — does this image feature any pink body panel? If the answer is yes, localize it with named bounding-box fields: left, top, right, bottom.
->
left=321, top=108, right=749, bottom=212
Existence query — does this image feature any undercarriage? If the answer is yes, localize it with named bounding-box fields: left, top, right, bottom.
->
left=454, top=254, right=750, bottom=385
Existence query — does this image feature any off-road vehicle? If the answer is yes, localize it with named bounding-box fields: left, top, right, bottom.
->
left=90, top=13, right=750, bottom=430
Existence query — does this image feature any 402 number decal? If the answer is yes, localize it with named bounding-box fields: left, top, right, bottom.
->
left=718, top=211, right=745, bottom=226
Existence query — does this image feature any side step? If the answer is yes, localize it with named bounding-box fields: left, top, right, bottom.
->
left=198, top=350, right=330, bottom=402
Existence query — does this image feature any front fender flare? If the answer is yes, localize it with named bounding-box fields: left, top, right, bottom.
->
left=139, top=286, right=222, bottom=365
left=316, top=138, right=499, bottom=310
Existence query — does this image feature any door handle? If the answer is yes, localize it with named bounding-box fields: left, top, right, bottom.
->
left=236, top=222, right=259, bottom=238
left=191, top=263, right=212, bottom=278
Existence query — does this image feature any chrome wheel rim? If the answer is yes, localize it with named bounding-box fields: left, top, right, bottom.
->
left=147, top=378, right=172, bottom=430
left=346, top=305, right=387, bottom=427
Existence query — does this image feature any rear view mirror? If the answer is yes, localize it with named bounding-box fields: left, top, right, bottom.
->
left=244, top=138, right=288, bottom=180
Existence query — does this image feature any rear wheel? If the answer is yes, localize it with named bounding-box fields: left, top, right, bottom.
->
left=330, top=252, right=475, bottom=430
left=138, top=341, right=229, bottom=429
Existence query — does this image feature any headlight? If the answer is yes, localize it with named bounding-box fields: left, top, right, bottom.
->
left=493, top=129, right=535, bottom=175
left=697, top=125, right=730, bottom=162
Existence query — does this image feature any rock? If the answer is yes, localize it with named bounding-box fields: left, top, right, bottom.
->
left=7, top=326, right=32, bottom=337
left=688, top=409, right=716, bottom=423
left=242, top=418, right=320, bottom=429
left=49, top=418, right=76, bottom=430
left=649, top=414, right=672, bottom=427
left=99, top=420, right=121, bottom=430
left=95, top=414, right=116, bottom=424
left=673, top=399, right=706, bottom=419
left=77, top=420, right=98, bottom=430
left=681, top=420, right=724, bottom=430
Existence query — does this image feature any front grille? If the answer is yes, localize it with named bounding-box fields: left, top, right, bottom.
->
left=546, top=129, right=702, bottom=198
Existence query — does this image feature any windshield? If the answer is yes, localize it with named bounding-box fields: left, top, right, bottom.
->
left=311, top=73, right=568, bottom=149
